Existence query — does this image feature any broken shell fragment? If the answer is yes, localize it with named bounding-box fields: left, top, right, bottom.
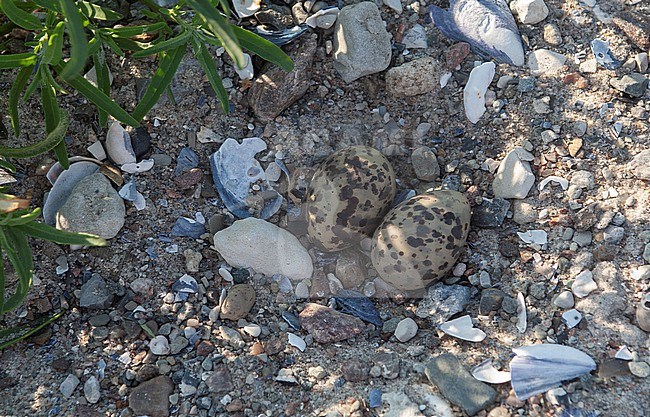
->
left=471, top=359, right=511, bottom=384
left=510, top=344, right=596, bottom=400
left=106, top=121, right=136, bottom=165
left=561, top=308, right=582, bottom=329
left=464, top=62, right=495, bottom=124
left=517, top=230, right=547, bottom=245
left=87, top=141, right=107, bottom=161
left=439, top=315, right=486, bottom=342
left=305, top=7, right=339, bottom=29
left=538, top=175, right=569, bottom=191
left=232, top=0, right=261, bottom=19
left=516, top=292, right=527, bottom=333
left=121, top=158, right=155, bottom=174
left=235, top=53, right=254, bottom=80
left=636, top=293, right=650, bottom=332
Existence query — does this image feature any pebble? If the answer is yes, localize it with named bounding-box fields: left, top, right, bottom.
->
left=299, top=303, right=365, bottom=343
left=511, top=200, right=536, bottom=224
left=554, top=291, right=575, bottom=309
left=511, top=0, right=549, bottom=25
left=416, top=283, right=473, bottom=322
left=528, top=49, right=567, bottom=76
left=220, top=284, right=256, bottom=321
left=248, top=34, right=317, bottom=122
left=213, top=218, right=313, bottom=281
left=573, top=231, right=592, bottom=247
left=572, top=270, right=598, bottom=298
left=609, top=73, right=649, bottom=98
left=612, top=12, right=650, bottom=50
left=628, top=361, right=650, bottom=378
left=492, top=148, right=535, bottom=199
left=471, top=198, right=510, bottom=228
left=56, top=173, right=125, bottom=239
left=129, top=376, right=174, bottom=417
left=219, top=326, right=245, bottom=349
left=171, top=217, right=205, bottom=239
left=479, top=289, right=505, bottom=315
left=579, top=59, right=598, bottom=74
left=386, top=57, right=441, bottom=97
left=83, top=376, right=101, bottom=404
left=627, top=150, right=650, bottom=180
left=394, top=318, right=418, bottom=342
left=169, top=336, right=188, bottom=354
left=183, top=249, right=202, bottom=273
left=174, top=147, right=198, bottom=176
left=403, top=24, right=427, bottom=49
left=570, top=170, right=595, bottom=189
left=79, top=274, right=113, bottom=309
left=60, top=374, right=80, bottom=398
left=411, top=146, right=440, bottom=181
left=543, top=23, right=562, bottom=45
left=333, top=2, right=392, bottom=83
left=130, top=277, right=154, bottom=295
left=374, top=352, right=400, bottom=379
left=206, top=366, right=233, bottom=394
left=149, top=335, right=170, bottom=355
left=425, top=354, right=497, bottom=416
left=341, top=361, right=370, bottom=382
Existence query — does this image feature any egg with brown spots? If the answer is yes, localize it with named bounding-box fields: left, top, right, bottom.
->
left=371, top=190, right=471, bottom=290
left=305, top=146, right=396, bottom=252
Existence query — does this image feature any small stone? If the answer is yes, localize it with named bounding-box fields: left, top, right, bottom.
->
left=394, top=318, right=418, bottom=342
left=554, top=291, right=575, bottom=309
left=219, top=326, right=245, bottom=349
left=512, top=201, right=536, bottom=224
left=170, top=336, right=188, bottom=354
left=610, top=73, right=649, bottom=98
left=416, top=283, right=473, bottom=322
left=612, top=12, right=650, bottom=50
left=627, top=150, right=650, bottom=180
left=60, top=374, right=80, bottom=398
left=374, top=352, right=400, bottom=379
left=628, top=361, right=650, bottom=378
left=149, top=335, right=171, bottom=355
left=568, top=139, right=583, bottom=157
left=403, top=24, right=428, bottom=49
left=130, top=278, right=154, bottom=295
left=411, top=146, right=440, bottom=182
left=206, top=365, right=234, bottom=394
left=573, top=231, right=592, bottom=247
left=84, top=376, right=101, bottom=404
left=130, top=127, right=151, bottom=158
left=425, top=354, right=497, bottom=416
left=636, top=53, right=649, bottom=72
left=173, top=168, right=203, bottom=190
left=79, top=274, right=113, bottom=309
left=220, top=284, right=256, bottom=321
left=493, top=148, right=535, bottom=199
left=579, top=59, right=598, bottom=74
left=386, top=57, right=441, bottom=97
left=528, top=49, right=567, bottom=76
left=570, top=170, right=595, bottom=189
left=333, top=2, right=392, bottom=83
left=183, top=249, right=202, bottom=273
left=543, top=23, right=562, bottom=45
left=299, top=303, right=365, bottom=343
left=341, top=361, right=370, bottom=382
left=445, top=42, right=471, bottom=70
left=129, top=376, right=174, bottom=417
left=479, top=289, right=505, bottom=315
left=598, top=358, right=631, bottom=378
left=572, top=270, right=597, bottom=298
left=602, top=226, right=625, bottom=244
left=511, top=0, right=549, bottom=25
left=56, top=173, right=125, bottom=239
left=471, top=198, right=510, bottom=228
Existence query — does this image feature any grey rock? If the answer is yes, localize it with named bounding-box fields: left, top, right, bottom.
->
left=416, top=283, right=473, bottom=323
left=129, top=376, right=174, bottom=417
left=60, top=374, right=80, bottom=398
left=543, top=23, right=562, bottom=45
left=573, top=231, right=593, bottom=247
left=84, top=376, right=101, bottom=404
left=644, top=243, right=650, bottom=263
left=386, top=57, right=441, bottom=97
left=512, top=200, right=536, bottom=224
left=333, top=2, right=392, bottom=83
left=627, top=150, right=650, bottom=180
left=528, top=49, right=566, bottom=76
left=570, top=170, right=595, bottom=189
left=56, top=173, right=125, bottom=239
left=425, top=354, right=497, bottom=416
left=79, top=274, right=113, bottom=309
left=501, top=296, right=517, bottom=314
left=479, top=289, right=505, bottom=315
left=170, top=336, right=188, bottom=354
left=374, top=352, right=400, bottom=379
left=411, top=146, right=440, bottom=182
left=206, top=365, right=234, bottom=394
left=493, top=148, right=535, bottom=199
left=602, top=226, right=625, bottom=244
left=471, top=198, right=510, bottom=228
left=248, top=34, right=317, bottom=122
left=554, top=291, right=575, bottom=309
left=219, top=326, right=245, bottom=349
left=610, top=73, right=648, bottom=98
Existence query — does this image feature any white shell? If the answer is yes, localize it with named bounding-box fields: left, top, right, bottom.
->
left=615, top=345, right=633, bottom=361
left=538, top=175, right=569, bottom=191
left=439, top=315, right=486, bottom=342
left=87, top=141, right=107, bottom=160
left=133, top=191, right=146, bottom=211
left=517, top=230, right=548, bottom=245
left=43, top=161, right=101, bottom=225
left=463, top=62, right=496, bottom=124
left=305, top=7, right=340, bottom=29
left=510, top=344, right=596, bottom=400
left=288, top=333, right=306, bottom=352
left=572, top=270, right=597, bottom=298
left=516, top=292, right=527, bottom=333
left=232, top=0, right=260, bottom=19
left=46, top=156, right=103, bottom=185
left=121, top=158, right=154, bottom=174
left=219, top=267, right=234, bottom=282
left=561, top=309, right=582, bottom=329
left=440, top=71, right=452, bottom=88
left=149, top=335, right=171, bottom=355
left=471, top=359, right=511, bottom=384
left=234, top=53, right=254, bottom=80
left=106, top=121, right=136, bottom=165
left=243, top=324, right=261, bottom=337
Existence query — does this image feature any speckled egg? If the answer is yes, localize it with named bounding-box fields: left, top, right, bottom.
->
left=371, top=190, right=471, bottom=290
left=306, top=146, right=396, bottom=252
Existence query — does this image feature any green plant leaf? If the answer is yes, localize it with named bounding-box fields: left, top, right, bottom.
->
left=92, top=49, right=111, bottom=128
left=54, top=65, right=140, bottom=126
left=0, top=111, right=67, bottom=158
left=0, top=0, right=42, bottom=31
left=17, top=221, right=108, bottom=246
left=186, top=0, right=244, bottom=69
left=41, top=21, right=65, bottom=66
left=193, top=37, right=228, bottom=112
left=0, top=159, right=16, bottom=173
left=0, top=308, right=65, bottom=348
left=132, top=42, right=187, bottom=121
left=78, top=1, right=123, bottom=21
left=107, top=22, right=167, bottom=38
left=59, top=0, right=89, bottom=80
left=0, top=52, right=37, bottom=69
left=39, top=82, right=69, bottom=169
left=0, top=227, right=33, bottom=313
left=8, top=65, right=34, bottom=137
left=0, top=208, right=41, bottom=226
left=232, top=26, right=293, bottom=72
left=32, top=0, right=62, bottom=13
left=131, top=28, right=191, bottom=58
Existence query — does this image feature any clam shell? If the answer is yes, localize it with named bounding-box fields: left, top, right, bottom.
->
left=439, top=315, right=486, bottom=342
left=106, top=121, right=136, bottom=165
left=463, top=61, right=495, bottom=124
left=232, top=0, right=260, bottom=19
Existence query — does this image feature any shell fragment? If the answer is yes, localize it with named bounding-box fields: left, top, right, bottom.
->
left=439, top=315, right=486, bottom=342
left=471, top=359, right=511, bottom=384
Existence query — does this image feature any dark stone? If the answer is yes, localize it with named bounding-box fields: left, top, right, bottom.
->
left=51, top=357, right=72, bottom=372
left=574, top=203, right=602, bottom=231
left=374, top=352, right=400, bottom=379
left=174, top=147, right=199, bottom=177
left=79, top=274, right=113, bottom=309
left=129, top=376, right=174, bottom=417
left=206, top=365, right=234, bottom=394
left=299, top=303, right=365, bottom=343
left=171, top=217, right=205, bottom=239
left=471, top=198, right=510, bottom=228
left=88, top=314, right=111, bottom=327
left=593, top=244, right=619, bottom=262
left=613, top=12, right=650, bottom=50
left=425, top=354, right=497, bottom=416
left=248, top=34, right=317, bottom=122
left=173, top=168, right=203, bottom=190
left=479, top=289, right=505, bottom=315
left=74, top=404, right=103, bottom=417
left=30, top=327, right=52, bottom=345
left=609, top=73, right=649, bottom=98
left=498, top=240, right=520, bottom=258
left=341, top=361, right=370, bottom=382
left=598, top=358, right=631, bottom=378
left=130, top=127, right=151, bottom=158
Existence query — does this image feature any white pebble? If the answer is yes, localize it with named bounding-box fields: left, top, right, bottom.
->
left=394, top=318, right=418, bottom=342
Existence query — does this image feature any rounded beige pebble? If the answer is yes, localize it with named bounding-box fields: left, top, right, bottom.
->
left=628, top=361, right=650, bottom=378
left=220, top=284, right=256, bottom=321
left=394, top=317, right=418, bottom=342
